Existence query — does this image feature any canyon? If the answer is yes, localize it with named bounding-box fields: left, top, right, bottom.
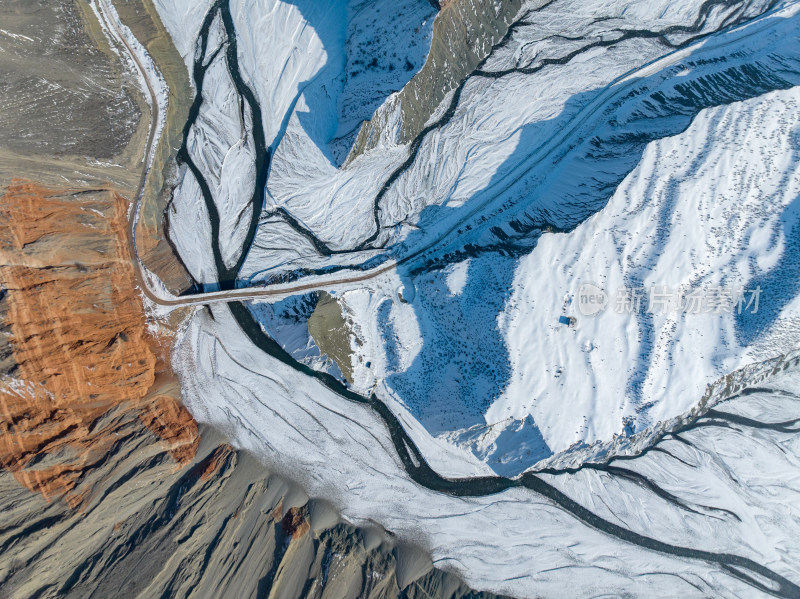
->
left=2, top=0, right=800, bottom=597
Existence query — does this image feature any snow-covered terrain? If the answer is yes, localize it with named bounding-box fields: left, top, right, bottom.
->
left=149, top=0, right=800, bottom=595
left=491, top=85, right=800, bottom=460
left=346, top=2, right=800, bottom=473
left=176, top=301, right=800, bottom=597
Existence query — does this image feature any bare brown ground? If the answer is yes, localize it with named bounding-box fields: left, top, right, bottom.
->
left=0, top=180, right=197, bottom=508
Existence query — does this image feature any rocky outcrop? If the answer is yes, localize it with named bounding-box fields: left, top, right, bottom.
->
left=307, top=292, right=355, bottom=383
left=0, top=0, right=197, bottom=507
left=0, top=180, right=198, bottom=506
left=347, top=0, right=523, bottom=161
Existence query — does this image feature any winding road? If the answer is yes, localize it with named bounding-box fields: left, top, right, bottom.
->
left=97, top=0, right=399, bottom=309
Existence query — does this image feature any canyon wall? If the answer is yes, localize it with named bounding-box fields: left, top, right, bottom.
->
left=0, top=181, right=197, bottom=505
left=347, top=0, right=523, bottom=161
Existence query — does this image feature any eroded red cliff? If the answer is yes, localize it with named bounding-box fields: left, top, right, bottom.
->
left=0, top=180, right=197, bottom=507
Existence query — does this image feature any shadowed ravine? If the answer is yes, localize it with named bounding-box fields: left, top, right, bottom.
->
left=172, top=1, right=800, bottom=596
left=171, top=0, right=269, bottom=290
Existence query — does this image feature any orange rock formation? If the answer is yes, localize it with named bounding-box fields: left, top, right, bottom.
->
left=281, top=505, right=311, bottom=539
left=0, top=180, right=197, bottom=507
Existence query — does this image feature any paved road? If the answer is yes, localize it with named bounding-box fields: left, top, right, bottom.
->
left=97, top=0, right=399, bottom=308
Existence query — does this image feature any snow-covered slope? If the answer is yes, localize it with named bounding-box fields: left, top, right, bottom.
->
left=340, top=4, right=800, bottom=474
left=490, top=85, right=800, bottom=459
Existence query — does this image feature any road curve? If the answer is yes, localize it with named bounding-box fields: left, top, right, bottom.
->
left=96, top=0, right=401, bottom=309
